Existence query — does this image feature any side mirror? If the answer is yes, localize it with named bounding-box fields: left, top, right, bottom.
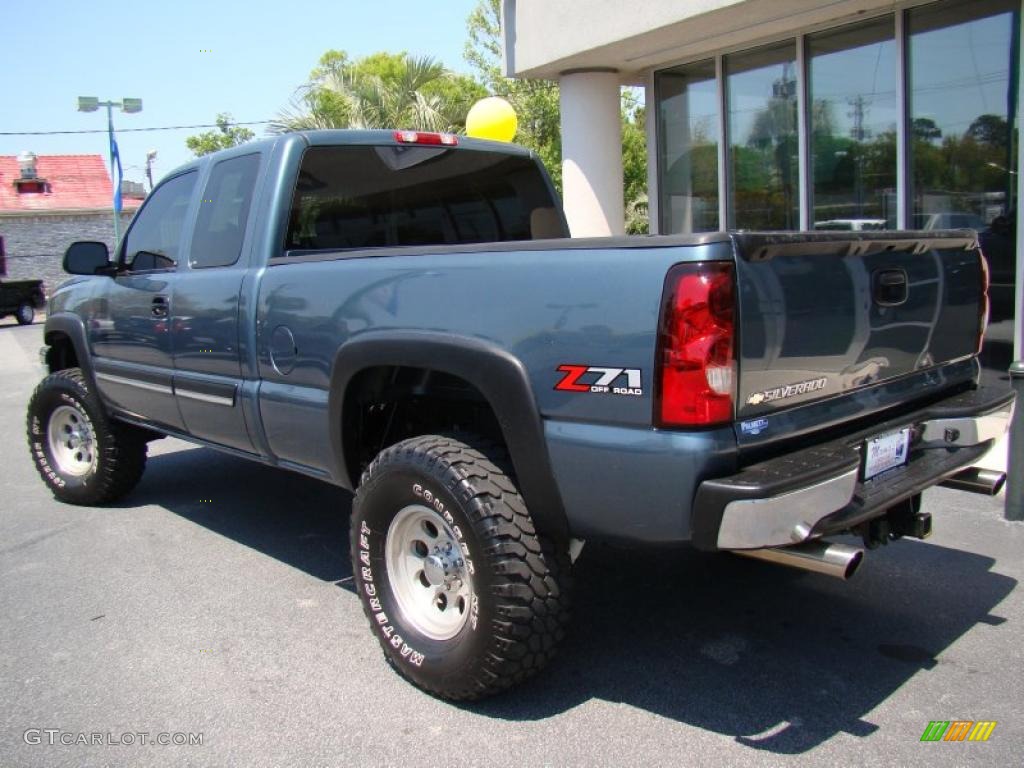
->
left=64, top=241, right=112, bottom=276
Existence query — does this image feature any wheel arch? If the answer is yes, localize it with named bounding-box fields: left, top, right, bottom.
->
left=328, top=330, right=569, bottom=543
left=43, top=313, right=93, bottom=381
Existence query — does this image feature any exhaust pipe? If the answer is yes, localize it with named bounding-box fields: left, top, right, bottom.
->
left=734, top=539, right=864, bottom=580
left=940, top=467, right=1006, bottom=496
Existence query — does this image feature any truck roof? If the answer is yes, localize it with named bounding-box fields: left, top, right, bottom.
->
left=163, top=129, right=536, bottom=181
left=300, top=129, right=536, bottom=157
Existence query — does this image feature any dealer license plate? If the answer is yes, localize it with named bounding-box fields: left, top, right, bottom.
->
left=863, top=428, right=911, bottom=480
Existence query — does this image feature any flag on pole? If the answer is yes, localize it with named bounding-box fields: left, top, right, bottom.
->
left=109, top=132, right=123, bottom=214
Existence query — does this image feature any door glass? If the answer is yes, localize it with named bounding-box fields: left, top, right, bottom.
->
left=655, top=59, right=720, bottom=233
left=190, top=154, right=261, bottom=268
left=808, top=16, right=898, bottom=229
left=726, top=42, right=799, bottom=229
left=120, top=171, right=197, bottom=272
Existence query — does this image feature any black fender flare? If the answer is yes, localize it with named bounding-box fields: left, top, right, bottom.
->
left=43, top=313, right=96, bottom=384
left=328, top=330, right=569, bottom=543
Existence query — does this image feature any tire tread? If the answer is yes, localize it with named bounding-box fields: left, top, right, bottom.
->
left=27, top=368, right=147, bottom=504
left=353, top=433, right=571, bottom=700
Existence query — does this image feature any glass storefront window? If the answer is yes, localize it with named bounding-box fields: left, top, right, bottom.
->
left=655, top=60, right=719, bottom=233
left=808, top=17, right=898, bottom=230
left=908, top=0, right=1019, bottom=354
left=651, top=0, right=1020, bottom=376
left=726, top=42, right=799, bottom=230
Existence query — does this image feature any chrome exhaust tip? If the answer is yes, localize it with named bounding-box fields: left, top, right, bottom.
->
left=734, top=539, right=864, bottom=580
left=940, top=467, right=1006, bottom=496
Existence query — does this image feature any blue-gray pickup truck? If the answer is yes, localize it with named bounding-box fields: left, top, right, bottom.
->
left=27, top=130, right=1014, bottom=700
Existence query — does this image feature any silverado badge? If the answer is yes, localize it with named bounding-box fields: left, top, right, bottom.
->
left=747, top=377, right=828, bottom=406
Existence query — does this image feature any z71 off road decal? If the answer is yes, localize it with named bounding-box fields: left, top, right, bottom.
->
left=555, top=365, right=643, bottom=396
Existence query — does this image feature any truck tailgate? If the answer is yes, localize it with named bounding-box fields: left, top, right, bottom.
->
left=732, top=231, right=984, bottom=423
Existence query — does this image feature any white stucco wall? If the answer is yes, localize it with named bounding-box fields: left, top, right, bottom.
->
left=505, top=0, right=911, bottom=79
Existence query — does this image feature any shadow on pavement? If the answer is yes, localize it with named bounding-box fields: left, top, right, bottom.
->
left=130, top=443, right=1016, bottom=755
left=127, top=442, right=354, bottom=585
left=476, top=539, right=1015, bottom=753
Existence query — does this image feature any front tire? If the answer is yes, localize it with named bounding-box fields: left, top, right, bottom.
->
left=351, top=435, right=571, bottom=700
left=26, top=368, right=147, bottom=504
left=16, top=301, right=34, bottom=325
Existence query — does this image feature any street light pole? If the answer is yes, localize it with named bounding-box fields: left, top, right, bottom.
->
left=77, top=96, right=142, bottom=247
left=1008, top=362, right=1024, bottom=520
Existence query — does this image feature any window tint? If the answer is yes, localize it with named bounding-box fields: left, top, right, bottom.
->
left=190, top=153, right=261, bottom=268
left=120, top=171, right=197, bottom=272
left=656, top=59, right=719, bottom=233
left=908, top=0, right=1018, bottom=228
left=808, top=16, right=897, bottom=229
left=284, top=145, right=563, bottom=253
left=726, top=42, right=799, bottom=230
left=908, top=0, right=1019, bottom=337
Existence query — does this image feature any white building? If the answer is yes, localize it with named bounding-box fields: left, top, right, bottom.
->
left=503, top=0, right=1022, bottom=361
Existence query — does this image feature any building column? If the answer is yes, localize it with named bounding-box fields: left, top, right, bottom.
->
left=559, top=69, right=624, bottom=237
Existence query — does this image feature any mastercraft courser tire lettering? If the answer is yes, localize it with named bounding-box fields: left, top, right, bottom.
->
left=351, top=434, right=571, bottom=700
left=26, top=368, right=148, bottom=505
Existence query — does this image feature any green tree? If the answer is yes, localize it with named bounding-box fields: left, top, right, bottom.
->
left=912, top=117, right=942, bottom=143
left=621, top=92, right=649, bottom=233
left=271, top=51, right=484, bottom=133
left=465, top=0, right=649, bottom=230
left=967, top=114, right=1009, bottom=149
left=185, top=114, right=255, bottom=157
left=465, top=0, right=563, bottom=191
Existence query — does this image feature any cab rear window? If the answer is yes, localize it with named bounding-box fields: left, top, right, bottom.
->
left=284, top=145, right=563, bottom=253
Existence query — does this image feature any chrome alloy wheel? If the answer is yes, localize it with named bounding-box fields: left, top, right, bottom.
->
left=47, top=404, right=97, bottom=477
left=384, top=504, right=474, bottom=641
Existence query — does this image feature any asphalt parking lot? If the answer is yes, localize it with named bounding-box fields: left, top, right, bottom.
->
left=1, top=319, right=1022, bottom=767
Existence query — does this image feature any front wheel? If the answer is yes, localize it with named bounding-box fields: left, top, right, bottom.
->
left=16, top=301, right=34, bottom=325
left=26, top=368, right=147, bottom=504
left=351, top=435, right=571, bottom=700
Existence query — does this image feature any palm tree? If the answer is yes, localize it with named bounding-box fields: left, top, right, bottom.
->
left=271, top=54, right=463, bottom=134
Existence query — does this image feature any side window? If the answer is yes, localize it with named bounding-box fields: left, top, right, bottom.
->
left=190, top=154, right=261, bottom=268
left=120, top=171, right=197, bottom=272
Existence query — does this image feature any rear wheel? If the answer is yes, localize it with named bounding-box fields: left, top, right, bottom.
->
left=27, top=368, right=147, bottom=504
left=351, top=434, right=571, bottom=700
left=16, top=301, right=34, bottom=325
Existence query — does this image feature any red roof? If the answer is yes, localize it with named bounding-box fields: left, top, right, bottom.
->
left=0, top=154, right=143, bottom=213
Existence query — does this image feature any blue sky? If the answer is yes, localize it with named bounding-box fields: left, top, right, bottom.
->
left=0, top=0, right=483, bottom=186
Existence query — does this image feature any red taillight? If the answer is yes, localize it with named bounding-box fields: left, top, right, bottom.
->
left=977, top=249, right=990, bottom=354
left=393, top=130, right=458, bottom=146
left=655, top=261, right=735, bottom=427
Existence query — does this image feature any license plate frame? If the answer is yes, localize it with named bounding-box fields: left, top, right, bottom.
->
left=863, top=427, right=911, bottom=480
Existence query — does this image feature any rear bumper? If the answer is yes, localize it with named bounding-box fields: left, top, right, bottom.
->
left=692, top=386, right=1014, bottom=551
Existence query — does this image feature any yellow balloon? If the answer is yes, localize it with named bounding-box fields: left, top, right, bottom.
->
left=466, top=97, right=518, bottom=143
